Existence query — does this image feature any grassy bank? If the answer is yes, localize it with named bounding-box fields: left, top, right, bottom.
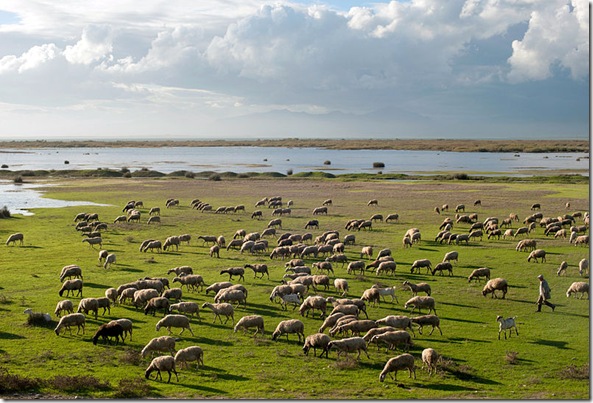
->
left=0, top=176, right=589, bottom=399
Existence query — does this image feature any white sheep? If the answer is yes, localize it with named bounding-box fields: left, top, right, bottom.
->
left=272, top=319, right=305, bottom=343
left=579, top=258, right=589, bottom=277
left=566, top=282, right=589, bottom=299
left=527, top=248, right=547, bottom=263
left=375, top=315, right=415, bottom=336
left=369, top=330, right=413, bottom=353
left=327, top=336, right=370, bottom=360
left=404, top=296, right=437, bottom=315
left=205, top=282, right=233, bottom=295
left=172, top=274, right=205, bottom=292
left=175, top=346, right=204, bottom=369
left=214, top=288, right=247, bottom=306
left=402, top=281, right=431, bottom=296
left=496, top=316, right=518, bottom=340
left=59, top=265, right=83, bottom=282
left=557, top=261, right=568, bottom=276
left=105, top=288, right=118, bottom=305
left=201, top=302, right=235, bottom=324
left=133, top=289, right=160, bottom=309
left=156, top=314, right=194, bottom=336
left=302, top=333, right=331, bottom=358
left=329, top=319, right=377, bottom=338
left=145, top=356, right=179, bottom=383
left=361, top=288, right=381, bottom=307
left=54, top=300, right=74, bottom=317
left=280, top=293, right=302, bottom=311
left=410, top=259, right=432, bottom=274
left=141, top=335, right=177, bottom=358
left=333, top=278, right=349, bottom=297
left=299, top=295, right=327, bottom=318
left=59, top=279, right=83, bottom=298
left=103, top=253, right=116, bottom=269
left=482, top=278, right=508, bottom=299
left=109, top=318, right=133, bottom=341
left=118, top=287, right=138, bottom=305
left=442, top=251, right=458, bottom=263
left=468, top=267, right=491, bottom=283
left=95, top=296, right=111, bottom=315
left=234, top=315, right=265, bottom=336
left=144, top=297, right=171, bottom=316
left=421, top=348, right=439, bottom=375
left=379, top=354, right=416, bottom=382
left=77, top=298, right=99, bottom=319
left=169, top=302, right=201, bottom=319
left=54, top=313, right=86, bottom=336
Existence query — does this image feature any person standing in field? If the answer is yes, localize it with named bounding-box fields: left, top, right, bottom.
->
left=536, top=274, right=555, bottom=312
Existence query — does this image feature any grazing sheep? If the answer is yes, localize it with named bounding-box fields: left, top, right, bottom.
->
left=299, top=295, right=327, bottom=318
left=201, top=302, right=235, bottom=324
left=145, top=356, right=179, bottom=383
left=303, top=333, right=331, bottom=358
left=385, top=213, right=399, bottom=222
left=482, top=278, right=508, bottom=299
left=377, top=248, right=391, bottom=259
left=167, top=265, right=193, bottom=276
left=6, top=232, right=24, bottom=246
left=496, top=315, right=518, bottom=340
left=102, top=253, right=116, bottom=269
left=163, top=236, right=180, bottom=251
left=244, top=263, right=270, bottom=279
left=272, top=319, right=305, bottom=343
left=205, top=282, right=233, bottom=295
left=375, top=315, right=415, bottom=336
left=23, top=308, right=51, bottom=326
left=443, top=251, right=458, bottom=264
left=77, top=298, right=99, bottom=319
left=175, top=346, right=204, bottom=370
left=411, top=315, right=442, bottom=336
left=169, top=302, right=201, bottom=319
left=220, top=267, right=245, bottom=281
left=329, top=319, right=377, bottom=338
left=404, top=296, right=437, bottom=315
left=376, top=261, right=397, bottom=276
left=556, top=261, right=569, bottom=276
left=156, top=314, right=194, bottom=336
left=346, top=260, right=365, bottom=276
left=214, top=288, right=247, bottom=306
left=234, top=315, right=265, bottom=336
left=362, top=326, right=397, bottom=344
left=361, top=288, right=381, bottom=307
left=54, top=300, right=74, bottom=317
left=527, top=249, right=546, bottom=263
left=96, top=296, right=111, bottom=316
left=402, top=281, right=431, bottom=296
left=579, top=259, right=589, bottom=277
left=566, top=282, right=589, bottom=299
left=422, top=348, right=439, bottom=375
left=410, top=259, right=432, bottom=274
left=109, top=319, right=133, bottom=341
left=468, top=267, right=491, bottom=283
left=431, top=262, right=453, bottom=276
left=379, top=354, right=416, bottom=382
left=98, top=249, right=109, bottom=262
left=105, top=287, right=118, bottom=305
left=333, top=278, right=349, bottom=297
left=367, top=199, right=378, bottom=206
left=172, top=274, right=205, bottom=292
left=328, top=336, right=370, bottom=359
left=59, top=265, right=83, bottom=283
left=329, top=304, right=360, bottom=318
left=141, top=335, right=177, bottom=358
left=144, top=297, right=171, bottom=316
left=133, top=289, right=160, bottom=308
left=370, top=330, right=413, bottom=353
left=54, top=313, right=86, bottom=336
left=82, top=237, right=102, bottom=249
left=318, top=312, right=348, bottom=333
left=92, top=322, right=125, bottom=345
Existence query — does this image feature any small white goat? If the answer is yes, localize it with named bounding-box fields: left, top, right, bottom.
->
left=496, top=315, right=518, bottom=340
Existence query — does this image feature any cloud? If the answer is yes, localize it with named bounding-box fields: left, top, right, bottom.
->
left=64, top=25, right=112, bottom=65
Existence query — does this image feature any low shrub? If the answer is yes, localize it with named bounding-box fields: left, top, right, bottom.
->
left=112, top=378, right=154, bottom=399
left=0, top=368, right=44, bottom=393
left=48, top=375, right=110, bottom=393
left=372, top=162, right=385, bottom=168
left=0, top=205, right=11, bottom=218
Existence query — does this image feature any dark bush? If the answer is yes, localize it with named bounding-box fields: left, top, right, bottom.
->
left=184, top=171, right=195, bottom=178
left=0, top=368, right=44, bottom=393
left=0, top=206, right=11, bottom=218
left=323, top=160, right=331, bottom=165
left=209, top=174, right=221, bottom=181
left=13, top=176, right=23, bottom=184
left=48, top=375, right=110, bottom=393
left=453, top=173, right=469, bottom=180
left=123, top=172, right=132, bottom=178
left=1, top=164, right=8, bottom=168
left=112, top=378, right=154, bottom=399
left=287, top=169, right=293, bottom=176
left=372, top=162, right=385, bottom=168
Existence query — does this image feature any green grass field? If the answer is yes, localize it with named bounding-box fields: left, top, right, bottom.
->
left=0, top=176, right=589, bottom=399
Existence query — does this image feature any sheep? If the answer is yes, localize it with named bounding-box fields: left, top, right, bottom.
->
left=361, top=288, right=381, bottom=307
left=108, top=319, right=133, bottom=341
left=201, top=302, right=235, bottom=324
left=175, top=346, right=204, bottom=370
left=367, top=199, right=378, bottom=206
left=214, top=288, right=247, bottom=306
left=496, top=315, right=518, bottom=340
left=6, top=232, right=24, bottom=246
left=156, top=314, right=194, bottom=336
left=54, top=300, right=74, bottom=317
left=105, top=287, right=118, bottom=305
left=172, top=274, right=205, bottom=292
left=422, top=348, right=439, bottom=375
left=141, top=336, right=177, bottom=358
left=299, top=295, right=328, bottom=318
left=442, top=251, right=458, bottom=264
left=431, top=262, right=453, bottom=276
left=163, top=236, right=180, bottom=251
left=375, top=315, right=415, bottom=336
left=333, top=278, right=349, bottom=297
left=326, top=297, right=368, bottom=319
left=527, top=249, right=546, bottom=263
left=145, top=356, right=179, bottom=383
left=318, top=312, right=348, bottom=333
left=117, top=287, right=138, bottom=305
left=579, top=259, right=589, bottom=276
left=404, top=296, right=437, bottom=315
left=375, top=261, right=396, bottom=277
left=96, top=296, right=111, bottom=315
left=410, top=259, right=432, bottom=274
left=58, top=265, right=83, bottom=283
left=402, top=281, right=431, bottom=296
left=220, top=267, right=245, bottom=281
left=370, top=330, right=413, bottom=353
left=370, top=285, right=398, bottom=303
left=102, top=253, right=116, bottom=269
left=234, top=315, right=265, bottom=336
left=468, top=267, right=491, bottom=283
left=329, top=319, right=377, bottom=338
left=272, top=319, right=305, bottom=343
left=92, top=322, right=125, bottom=345
left=516, top=238, right=537, bottom=252
left=244, top=263, right=270, bottom=279
left=482, top=278, right=508, bottom=299
left=411, top=315, right=442, bottom=336
left=362, top=326, right=397, bottom=343
left=133, top=289, right=160, bottom=309
left=329, top=304, right=360, bottom=318
left=379, top=353, right=416, bottom=382
left=566, top=282, right=589, bottom=299
left=557, top=261, right=569, bottom=276
left=54, top=312, right=86, bottom=336
left=144, top=297, right=171, bottom=316
left=303, top=333, right=331, bottom=358
left=328, top=336, right=370, bottom=359
left=385, top=213, right=399, bottom=222
left=573, top=235, right=590, bottom=246
left=76, top=297, right=99, bottom=319
left=82, top=237, right=103, bottom=249
left=205, top=282, right=233, bottom=295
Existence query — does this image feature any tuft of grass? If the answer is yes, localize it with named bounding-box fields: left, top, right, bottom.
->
left=559, top=364, right=589, bottom=380
left=47, top=375, right=110, bottom=393
left=112, top=378, right=155, bottom=399
left=505, top=351, right=519, bottom=365
left=0, top=368, right=44, bottom=393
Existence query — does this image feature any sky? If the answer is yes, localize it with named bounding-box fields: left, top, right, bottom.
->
left=0, top=0, right=588, bottom=140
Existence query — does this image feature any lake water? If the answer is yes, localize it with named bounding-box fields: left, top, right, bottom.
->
left=0, top=146, right=588, bottom=216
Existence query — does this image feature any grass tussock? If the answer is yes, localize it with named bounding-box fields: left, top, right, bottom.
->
left=559, top=364, right=589, bottom=380
left=48, top=375, right=110, bottom=393
left=505, top=351, right=519, bottom=365
left=112, top=378, right=155, bottom=399
left=0, top=368, right=44, bottom=393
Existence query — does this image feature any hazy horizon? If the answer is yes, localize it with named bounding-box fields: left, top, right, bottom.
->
left=0, top=1, right=588, bottom=140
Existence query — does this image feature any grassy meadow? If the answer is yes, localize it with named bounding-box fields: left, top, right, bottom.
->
left=0, top=176, right=589, bottom=399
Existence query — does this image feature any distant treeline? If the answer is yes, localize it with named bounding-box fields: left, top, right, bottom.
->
left=0, top=139, right=588, bottom=153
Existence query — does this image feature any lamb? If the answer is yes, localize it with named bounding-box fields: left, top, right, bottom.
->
left=54, top=313, right=86, bottom=336
left=145, top=356, right=179, bottom=383
left=333, top=278, right=349, bottom=297
left=233, top=315, right=265, bottom=336
left=496, top=315, right=518, bottom=340
left=375, top=315, right=415, bottom=336
left=379, top=353, right=416, bottom=382
left=59, top=265, right=83, bottom=282
left=141, top=335, right=177, bottom=358
left=77, top=297, right=99, bottom=319
left=402, top=281, right=431, bottom=296
left=410, top=259, right=432, bottom=274
left=421, top=348, right=439, bottom=375
left=482, top=278, right=508, bottom=299
left=220, top=267, right=245, bottom=281
left=144, top=297, right=171, bottom=316
left=328, top=336, right=370, bottom=359
left=566, top=282, right=589, bottom=299
left=108, top=318, right=133, bottom=341
left=527, top=249, right=546, bottom=263
left=172, top=274, right=205, bottom=292
left=6, top=232, right=24, bottom=246
left=404, top=296, right=437, bottom=315
left=411, top=315, right=442, bottom=336
left=58, top=278, right=83, bottom=297
left=169, top=302, right=201, bottom=319
left=579, top=259, right=589, bottom=276
left=175, top=346, right=204, bottom=370
left=468, top=267, right=491, bottom=283
left=54, top=300, right=74, bottom=317
left=369, top=330, right=413, bottom=353
left=201, top=302, right=235, bottom=324
left=302, top=333, right=331, bottom=358
left=272, top=319, right=305, bottom=343
left=156, top=314, right=195, bottom=336
left=92, top=322, right=125, bottom=345
left=299, top=295, right=327, bottom=318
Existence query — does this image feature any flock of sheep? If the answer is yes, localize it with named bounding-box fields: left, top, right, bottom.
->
left=11, top=189, right=590, bottom=392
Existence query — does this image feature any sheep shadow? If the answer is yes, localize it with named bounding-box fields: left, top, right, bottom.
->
left=177, top=381, right=228, bottom=395
left=440, top=317, right=485, bottom=324
left=419, top=383, right=477, bottom=392
left=83, top=282, right=112, bottom=289
left=439, top=302, right=479, bottom=309
left=0, top=331, right=26, bottom=340
left=529, top=339, right=572, bottom=350
left=117, top=267, right=144, bottom=273
left=194, top=336, right=233, bottom=347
